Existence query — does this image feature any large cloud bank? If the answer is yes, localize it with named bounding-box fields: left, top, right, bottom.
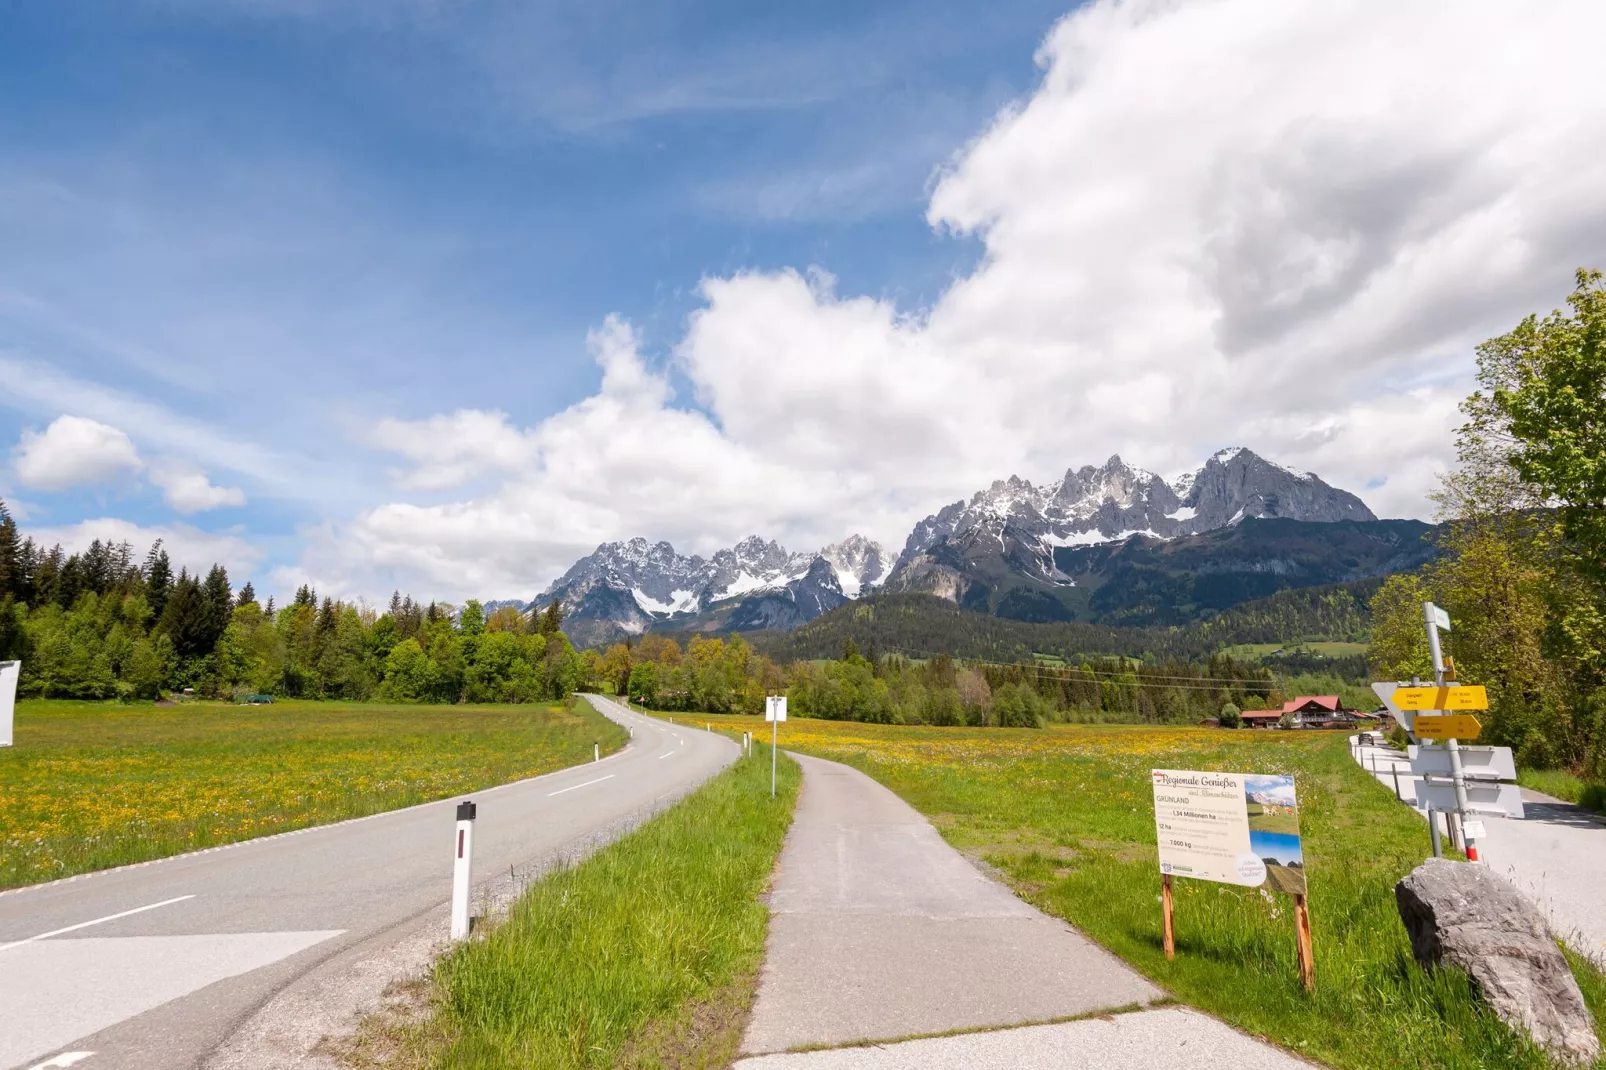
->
left=298, top=0, right=1606, bottom=600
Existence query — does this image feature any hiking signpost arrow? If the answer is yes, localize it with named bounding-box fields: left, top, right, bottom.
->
left=1413, top=714, right=1484, bottom=739
left=1368, top=602, right=1526, bottom=862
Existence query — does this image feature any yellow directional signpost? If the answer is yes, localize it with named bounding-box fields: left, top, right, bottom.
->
left=1391, top=685, right=1489, bottom=711
left=1413, top=714, right=1484, bottom=740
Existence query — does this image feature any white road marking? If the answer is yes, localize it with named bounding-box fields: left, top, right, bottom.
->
left=546, top=774, right=616, bottom=797
left=27, top=1053, right=94, bottom=1069
left=659, top=751, right=676, bottom=760
left=2, top=931, right=342, bottom=1070
left=0, top=895, right=195, bottom=952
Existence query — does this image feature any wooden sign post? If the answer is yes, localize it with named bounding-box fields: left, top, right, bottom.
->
left=1293, top=893, right=1314, bottom=991
left=1161, top=873, right=1176, bottom=960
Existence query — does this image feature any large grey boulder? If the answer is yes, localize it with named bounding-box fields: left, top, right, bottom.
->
left=1396, top=858, right=1600, bottom=1062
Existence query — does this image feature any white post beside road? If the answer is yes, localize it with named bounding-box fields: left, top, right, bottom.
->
left=451, top=800, right=477, bottom=940
left=594, top=741, right=600, bottom=762
left=765, top=695, right=787, bottom=798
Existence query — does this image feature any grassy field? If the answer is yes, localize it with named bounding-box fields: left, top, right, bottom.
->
left=338, top=741, right=800, bottom=1069
left=682, top=713, right=1605, bottom=1070
left=0, top=698, right=627, bottom=890
left=1518, top=767, right=1606, bottom=814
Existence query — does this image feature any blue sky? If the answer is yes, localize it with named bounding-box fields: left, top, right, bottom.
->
left=3, top=0, right=1602, bottom=601
left=0, top=0, right=1068, bottom=591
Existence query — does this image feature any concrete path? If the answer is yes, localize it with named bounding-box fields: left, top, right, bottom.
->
left=1352, top=742, right=1606, bottom=963
left=0, top=697, right=734, bottom=1070
left=738, top=1007, right=1308, bottom=1070
left=737, top=753, right=1307, bottom=1068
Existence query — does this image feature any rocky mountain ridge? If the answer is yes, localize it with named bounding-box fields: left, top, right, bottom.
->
left=884, top=447, right=1375, bottom=606
left=496, top=446, right=1382, bottom=645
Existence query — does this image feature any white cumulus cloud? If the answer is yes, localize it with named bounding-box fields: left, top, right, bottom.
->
left=147, top=461, right=249, bottom=514
left=317, top=0, right=1606, bottom=600
left=10, top=414, right=247, bottom=513
left=12, top=415, right=142, bottom=490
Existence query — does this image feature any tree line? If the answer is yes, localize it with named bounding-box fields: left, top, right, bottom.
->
left=608, top=631, right=1307, bottom=727
left=0, top=514, right=585, bottom=703
left=1369, top=269, right=1606, bottom=782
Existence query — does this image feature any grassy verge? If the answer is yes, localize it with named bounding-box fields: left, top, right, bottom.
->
left=339, top=742, right=800, bottom=1069
left=683, top=713, right=1606, bottom=1070
left=0, top=697, right=626, bottom=889
left=1518, top=767, right=1606, bottom=813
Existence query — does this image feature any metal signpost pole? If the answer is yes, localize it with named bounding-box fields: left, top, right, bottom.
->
left=1424, top=602, right=1475, bottom=859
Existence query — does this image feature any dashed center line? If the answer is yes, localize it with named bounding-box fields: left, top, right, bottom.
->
left=659, top=751, right=676, bottom=760
left=546, top=774, right=616, bottom=797
left=27, top=1052, right=95, bottom=1069
left=0, top=896, right=195, bottom=953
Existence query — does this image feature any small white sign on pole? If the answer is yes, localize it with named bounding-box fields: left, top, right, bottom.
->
left=0, top=661, right=18, bottom=748
left=1408, top=744, right=1516, bottom=782
left=765, top=696, right=787, bottom=722
left=1416, top=779, right=1525, bottom=819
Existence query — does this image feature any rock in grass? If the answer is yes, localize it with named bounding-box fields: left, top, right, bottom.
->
left=1396, top=858, right=1600, bottom=1063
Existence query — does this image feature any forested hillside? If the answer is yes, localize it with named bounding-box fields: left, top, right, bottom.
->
left=0, top=503, right=585, bottom=702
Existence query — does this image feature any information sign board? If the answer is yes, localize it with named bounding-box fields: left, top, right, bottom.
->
left=765, top=695, right=787, bottom=722
left=0, top=660, right=17, bottom=748
left=1151, top=769, right=1305, bottom=895
left=1413, top=714, right=1483, bottom=740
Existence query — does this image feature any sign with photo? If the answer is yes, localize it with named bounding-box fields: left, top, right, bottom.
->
left=1151, top=769, right=1305, bottom=895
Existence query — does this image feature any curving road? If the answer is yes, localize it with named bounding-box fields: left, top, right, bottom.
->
left=0, top=696, right=734, bottom=1070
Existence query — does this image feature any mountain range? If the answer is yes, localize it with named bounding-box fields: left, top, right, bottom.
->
left=499, top=447, right=1417, bottom=647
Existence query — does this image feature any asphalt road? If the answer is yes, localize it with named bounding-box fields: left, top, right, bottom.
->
left=1352, top=741, right=1606, bottom=962
left=0, top=695, right=735, bottom=1070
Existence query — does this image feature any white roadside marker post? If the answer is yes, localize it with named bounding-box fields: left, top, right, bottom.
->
left=451, top=801, right=477, bottom=940
left=594, top=741, right=600, bottom=762
left=765, top=696, right=787, bottom=798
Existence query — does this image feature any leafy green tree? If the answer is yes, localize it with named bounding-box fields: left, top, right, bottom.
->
left=1480, top=269, right=1606, bottom=579
left=1219, top=702, right=1241, bottom=728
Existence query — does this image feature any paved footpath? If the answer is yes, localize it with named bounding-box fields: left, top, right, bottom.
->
left=735, top=753, right=1307, bottom=1069
left=1353, top=742, right=1606, bottom=964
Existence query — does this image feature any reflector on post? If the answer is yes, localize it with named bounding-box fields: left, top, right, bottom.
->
left=451, top=800, right=477, bottom=940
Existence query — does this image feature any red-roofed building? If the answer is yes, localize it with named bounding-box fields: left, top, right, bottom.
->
left=1236, top=697, right=1361, bottom=729
left=1281, top=696, right=1356, bottom=728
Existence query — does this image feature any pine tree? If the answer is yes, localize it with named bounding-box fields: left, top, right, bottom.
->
left=201, top=565, right=233, bottom=652
left=159, top=570, right=210, bottom=659
left=144, top=541, right=173, bottom=621
left=538, top=599, right=564, bottom=638
left=0, top=500, right=20, bottom=602
left=236, top=581, right=257, bottom=609
left=264, top=595, right=275, bottom=618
